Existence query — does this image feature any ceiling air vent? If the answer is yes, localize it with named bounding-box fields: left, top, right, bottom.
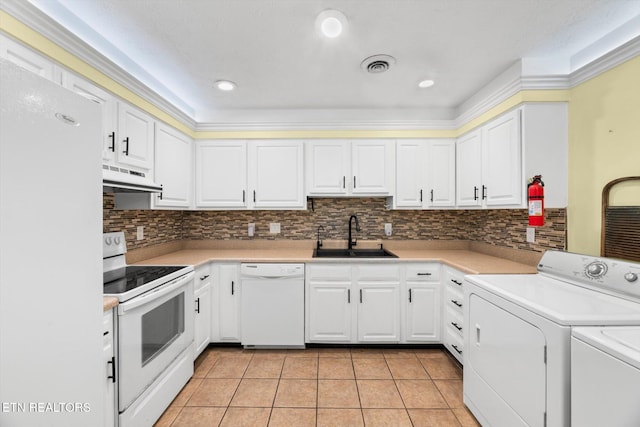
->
left=361, top=54, right=396, bottom=74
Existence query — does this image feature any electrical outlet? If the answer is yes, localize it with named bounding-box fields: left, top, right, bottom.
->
left=136, top=225, right=144, bottom=241
left=384, top=223, right=392, bottom=236
left=269, top=223, right=281, bottom=234
left=248, top=223, right=255, bottom=237
left=526, top=227, right=535, bottom=243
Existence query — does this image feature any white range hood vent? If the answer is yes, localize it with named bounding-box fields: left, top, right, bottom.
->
left=102, top=164, right=162, bottom=194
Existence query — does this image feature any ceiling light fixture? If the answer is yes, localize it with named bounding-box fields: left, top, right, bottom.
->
left=215, top=80, right=236, bottom=91
left=316, top=9, right=347, bottom=38
left=418, top=79, right=435, bottom=88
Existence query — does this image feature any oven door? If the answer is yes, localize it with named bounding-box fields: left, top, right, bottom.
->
left=117, top=272, right=194, bottom=411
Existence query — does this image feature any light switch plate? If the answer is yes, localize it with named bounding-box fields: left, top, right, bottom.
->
left=384, top=223, right=392, bottom=236
left=526, top=227, right=535, bottom=243
left=136, top=225, right=144, bottom=240
left=248, top=223, right=255, bottom=237
left=269, top=223, right=281, bottom=234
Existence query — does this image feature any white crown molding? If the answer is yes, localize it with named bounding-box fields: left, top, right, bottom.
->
left=569, top=35, right=640, bottom=88
left=0, top=0, right=197, bottom=129
left=194, top=119, right=456, bottom=132
left=521, top=75, right=570, bottom=90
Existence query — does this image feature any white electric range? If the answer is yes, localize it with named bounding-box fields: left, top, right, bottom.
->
left=463, top=250, right=640, bottom=427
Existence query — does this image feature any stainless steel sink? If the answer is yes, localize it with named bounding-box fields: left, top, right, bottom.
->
left=312, top=248, right=398, bottom=258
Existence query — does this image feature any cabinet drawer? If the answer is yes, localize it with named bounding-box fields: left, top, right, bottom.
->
left=307, top=264, right=352, bottom=281
left=103, top=308, right=114, bottom=346
left=445, top=305, right=464, bottom=338
left=445, top=286, right=464, bottom=312
left=445, top=274, right=464, bottom=291
left=355, top=264, right=400, bottom=281
left=444, top=327, right=464, bottom=364
left=405, top=263, right=440, bottom=281
left=195, top=263, right=212, bottom=290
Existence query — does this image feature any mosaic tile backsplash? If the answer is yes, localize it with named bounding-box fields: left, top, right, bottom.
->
left=104, top=194, right=565, bottom=253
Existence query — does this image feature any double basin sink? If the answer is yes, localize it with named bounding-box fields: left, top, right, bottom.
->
left=313, top=247, right=398, bottom=258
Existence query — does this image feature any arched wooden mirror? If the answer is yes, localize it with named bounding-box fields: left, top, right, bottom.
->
left=601, top=176, right=640, bottom=261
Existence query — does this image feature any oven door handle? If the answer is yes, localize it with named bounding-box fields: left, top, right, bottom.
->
left=118, top=272, right=194, bottom=313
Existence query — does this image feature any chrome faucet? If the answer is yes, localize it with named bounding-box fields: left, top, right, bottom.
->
left=348, top=215, right=361, bottom=250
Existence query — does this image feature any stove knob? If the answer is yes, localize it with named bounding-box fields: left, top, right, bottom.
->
left=624, top=272, right=638, bottom=283
left=586, top=262, right=607, bottom=278
left=105, top=237, right=112, bottom=245
left=114, top=237, right=121, bottom=245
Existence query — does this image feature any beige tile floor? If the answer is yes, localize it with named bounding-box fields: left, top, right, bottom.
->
left=155, top=346, right=481, bottom=427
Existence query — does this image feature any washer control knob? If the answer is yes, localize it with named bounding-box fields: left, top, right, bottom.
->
left=624, top=272, right=638, bottom=283
left=586, top=262, right=607, bottom=278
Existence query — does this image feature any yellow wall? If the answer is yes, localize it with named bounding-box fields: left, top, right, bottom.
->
left=568, top=55, right=640, bottom=255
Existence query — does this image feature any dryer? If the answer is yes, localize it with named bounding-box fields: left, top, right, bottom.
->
left=463, top=250, right=640, bottom=427
left=571, top=326, right=640, bottom=427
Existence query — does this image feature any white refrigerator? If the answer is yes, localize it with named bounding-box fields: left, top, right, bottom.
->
left=0, top=59, right=104, bottom=426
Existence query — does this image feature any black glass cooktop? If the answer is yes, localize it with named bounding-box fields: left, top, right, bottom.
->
left=103, top=265, right=185, bottom=294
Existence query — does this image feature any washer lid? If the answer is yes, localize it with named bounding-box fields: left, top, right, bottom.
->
left=573, top=326, right=640, bottom=370
left=465, top=274, right=640, bottom=326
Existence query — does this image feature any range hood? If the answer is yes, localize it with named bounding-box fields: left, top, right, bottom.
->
left=102, top=164, right=162, bottom=194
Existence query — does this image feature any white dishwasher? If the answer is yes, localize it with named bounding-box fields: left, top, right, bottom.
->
left=240, top=263, right=305, bottom=348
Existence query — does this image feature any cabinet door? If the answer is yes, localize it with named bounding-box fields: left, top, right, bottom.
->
left=154, top=123, right=192, bottom=208
left=427, top=139, right=456, bottom=207
left=195, top=140, right=247, bottom=208
left=213, top=264, right=241, bottom=342
left=194, top=282, right=211, bottom=356
left=395, top=140, right=427, bottom=207
left=306, top=140, right=350, bottom=195
left=357, top=283, right=400, bottom=342
left=248, top=140, right=304, bottom=208
left=308, top=281, right=353, bottom=342
left=102, top=310, right=116, bottom=427
left=482, top=109, right=522, bottom=206
left=351, top=140, right=395, bottom=194
left=61, top=73, right=117, bottom=162
left=0, top=36, right=61, bottom=83
left=406, top=283, right=441, bottom=342
left=116, top=103, right=154, bottom=170
left=456, top=129, right=482, bottom=206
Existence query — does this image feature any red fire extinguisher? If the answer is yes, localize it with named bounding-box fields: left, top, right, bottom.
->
left=528, top=175, right=545, bottom=226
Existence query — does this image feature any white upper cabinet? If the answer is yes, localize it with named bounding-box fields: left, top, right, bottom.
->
left=195, top=140, right=305, bottom=210
left=482, top=110, right=522, bottom=206
left=0, top=36, right=61, bottom=83
left=116, top=103, right=154, bottom=170
left=455, top=105, right=567, bottom=209
left=306, top=139, right=395, bottom=197
left=427, top=140, right=456, bottom=207
left=456, top=129, right=483, bottom=207
left=395, top=140, right=427, bottom=208
left=195, top=140, right=247, bottom=208
left=248, top=140, right=305, bottom=209
left=305, top=140, right=350, bottom=195
left=395, top=139, right=455, bottom=209
left=457, top=110, right=521, bottom=208
left=351, top=140, right=395, bottom=195
left=153, top=123, right=192, bottom=208
left=62, top=73, right=117, bottom=162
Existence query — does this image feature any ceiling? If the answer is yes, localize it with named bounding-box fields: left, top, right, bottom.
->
left=29, top=0, right=640, bottom=123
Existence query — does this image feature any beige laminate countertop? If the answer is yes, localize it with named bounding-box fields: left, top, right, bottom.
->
left=103, top=296, right=119, bottom=312
left=130, top=243, right=538, bottom=275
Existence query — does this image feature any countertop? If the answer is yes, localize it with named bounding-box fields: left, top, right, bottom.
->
left=103, top=296, right=119, bottom=312
left=129, top=240, right=539, bottom=275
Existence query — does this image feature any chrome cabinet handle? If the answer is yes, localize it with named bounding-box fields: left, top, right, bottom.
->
left=108, top=131, right=115, bottom=152
left=195, top=297, right=200, bottom=313
left=107, top=356, right=116, bottom=383
left=123, top=137, right=129, bottom=155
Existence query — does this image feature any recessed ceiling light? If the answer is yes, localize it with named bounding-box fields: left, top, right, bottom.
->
left=316, top=10, right=347, bottom=38
left=215, top=80, right=236, bottom=91
left=418, top=79, right=435, bottom=88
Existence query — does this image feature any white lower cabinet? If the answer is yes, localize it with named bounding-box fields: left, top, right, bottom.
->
left=193, top=264, right=212, bottom=358
left=306, top=264, right=400, bottom=344
left=442, top=266, right=465, bottom=363
left=211, top=263, right=241, bottom=342
left=402, top=263, right=442, bottom=343
left=103, top=308, right=117, bottom=427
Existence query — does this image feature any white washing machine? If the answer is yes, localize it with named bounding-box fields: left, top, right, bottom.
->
left=463, top=250, right=640, bottom=427
left=571, top=326, right=640, bottom=427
